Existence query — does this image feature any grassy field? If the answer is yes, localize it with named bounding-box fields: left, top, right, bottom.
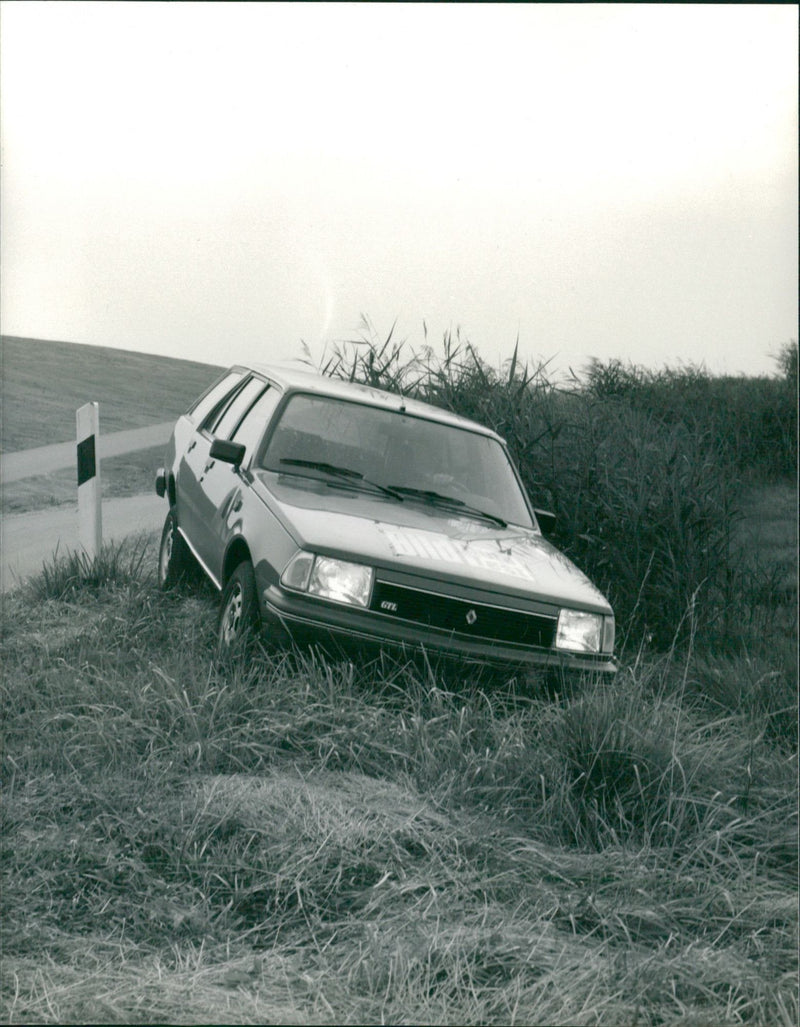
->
left=1, top=537, right=797, bottom=1025
left=1, top=335, right=797, bottom=1023
left=1, top=447, right=164, bottom=516
left=1, top=335, right=221, bottom=452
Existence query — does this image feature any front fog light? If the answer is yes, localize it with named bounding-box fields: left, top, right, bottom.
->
left=309, top=556, right=373, bottom=607
left=556, top=609, right=602, bottom=653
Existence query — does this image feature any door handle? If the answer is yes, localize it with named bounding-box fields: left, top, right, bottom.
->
left=203, top=460, right=215, bottom=473
left=187, top=439, right=197, bottom=453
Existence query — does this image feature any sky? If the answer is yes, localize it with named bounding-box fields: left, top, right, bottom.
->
left=1, top=2, right=797, bottom=379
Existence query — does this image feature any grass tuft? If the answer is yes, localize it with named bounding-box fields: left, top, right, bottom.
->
left=23, top=536, right=153, bottom=602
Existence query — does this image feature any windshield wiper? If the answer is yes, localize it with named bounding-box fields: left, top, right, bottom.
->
left=387, top=486, right=507, bottom=528
left=276, top=459, right=404, bottom=500
left=279, top=458, right=362, bottom=479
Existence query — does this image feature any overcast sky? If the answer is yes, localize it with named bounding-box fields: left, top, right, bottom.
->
left=1, top=2, right=797, bottom=378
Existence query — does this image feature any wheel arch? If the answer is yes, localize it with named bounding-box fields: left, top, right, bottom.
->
left=167, top=473, right=178, bottom=508
left=222, top=537, right=253, bottom=588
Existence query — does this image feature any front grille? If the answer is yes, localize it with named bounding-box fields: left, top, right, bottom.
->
left=370, top=581, right=556, bottom=649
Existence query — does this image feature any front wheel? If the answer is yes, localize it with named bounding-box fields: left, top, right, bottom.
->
left=218, top=561, right=260, bottom=653
left=158, top=508, right=194, bottom=590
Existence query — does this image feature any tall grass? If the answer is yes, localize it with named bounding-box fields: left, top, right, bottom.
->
left=1, top=544, right=796, bottom=1023
left=583, top=352, right=797, bottom=481
left=23, top=538, right=152, bottom=602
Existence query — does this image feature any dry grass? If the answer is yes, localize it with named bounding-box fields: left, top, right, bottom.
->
left=734, top=483, right=798, bottom=589
left=1, top=540, right=796, bottom=1024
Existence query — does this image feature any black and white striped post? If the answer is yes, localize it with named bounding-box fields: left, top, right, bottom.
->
left=76, top=402, right=102, bottom=558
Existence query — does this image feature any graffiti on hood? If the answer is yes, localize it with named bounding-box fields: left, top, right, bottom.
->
left=376, top=522, right=549, bottom=585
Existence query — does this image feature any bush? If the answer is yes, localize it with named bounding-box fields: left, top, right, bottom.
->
left=584, top=356, right=797, bottom=481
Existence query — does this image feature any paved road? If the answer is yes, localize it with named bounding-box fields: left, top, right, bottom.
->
left=1, top=493, right=167, bottom=592
left=1, top=422, right=173, bottom=483
left=1, top=422, right=176, bottom=591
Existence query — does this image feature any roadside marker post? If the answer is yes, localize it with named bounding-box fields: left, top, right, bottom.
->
left=76, top=402, right=102, bottom=559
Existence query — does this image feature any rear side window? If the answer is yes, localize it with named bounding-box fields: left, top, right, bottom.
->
left=211, top=377, right=268, bottom=440
left=188, top=371, right=245, bottom=426
left=231, top=385, right=282, bottom=460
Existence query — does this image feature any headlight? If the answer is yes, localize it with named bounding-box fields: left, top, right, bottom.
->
left=281, top=552, right=374, bottom=608
left=556, top=609, right=603, bottom=653
left=309, top=556, right=373, bottom=606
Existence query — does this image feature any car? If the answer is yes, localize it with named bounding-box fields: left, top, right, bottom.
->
left=155, top=362, right=617, bottom=675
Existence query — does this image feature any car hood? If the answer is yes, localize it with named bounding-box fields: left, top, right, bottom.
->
left=253, top=474, right=612, bottom=614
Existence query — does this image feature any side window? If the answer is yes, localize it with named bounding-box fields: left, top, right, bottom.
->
left=231, top=386, right=282, bottom=460
left=189, top=371, right=245, bottom=426
left=210, top=376, right=268, bottom=440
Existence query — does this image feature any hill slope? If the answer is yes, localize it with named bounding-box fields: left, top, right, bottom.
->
left=1, top=336, right=222, bottom=453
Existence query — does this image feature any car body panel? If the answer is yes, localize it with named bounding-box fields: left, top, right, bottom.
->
left=176, top=431, right=215, bottom=560
left=184, top=459, right=243, bottom=583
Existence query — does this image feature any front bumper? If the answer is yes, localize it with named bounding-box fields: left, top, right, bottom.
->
left=260, top=583, right=618, bottom=675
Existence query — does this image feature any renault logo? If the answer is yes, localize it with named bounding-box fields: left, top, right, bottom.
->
left=465, top=609, right=478, bottom=626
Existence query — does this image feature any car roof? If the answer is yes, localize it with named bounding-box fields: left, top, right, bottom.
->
left=234, top=361, right=505, bottom=442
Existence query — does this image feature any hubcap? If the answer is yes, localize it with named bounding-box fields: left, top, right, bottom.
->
left=221, top=583, right=243, bottom=644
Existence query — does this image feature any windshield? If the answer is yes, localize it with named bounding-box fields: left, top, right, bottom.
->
left=259, top=393, right=534, bottom=528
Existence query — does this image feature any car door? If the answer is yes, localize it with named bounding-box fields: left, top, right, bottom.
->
left=188, top=377, right=282, bottom=584
left=176, top=371, right=246, bottom=544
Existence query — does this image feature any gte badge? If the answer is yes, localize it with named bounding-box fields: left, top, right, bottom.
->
left=465, top=609, right=478, bottom=626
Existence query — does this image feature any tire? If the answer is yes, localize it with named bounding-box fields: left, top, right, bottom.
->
left=158, top=507, right=194, bottom=590
left=218, top=561, right=260, bottom=653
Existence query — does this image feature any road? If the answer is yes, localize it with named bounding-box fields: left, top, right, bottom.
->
left=1, top=423, right=173, bottom=591
left=1, top=422, right=173, bottom=483
left=1, top=493, right=167, bottom=592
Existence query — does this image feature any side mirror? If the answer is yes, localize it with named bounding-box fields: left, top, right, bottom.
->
left=534, top=508, right=556, bottom=535
left=210, top=438, right=246, bottom=467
